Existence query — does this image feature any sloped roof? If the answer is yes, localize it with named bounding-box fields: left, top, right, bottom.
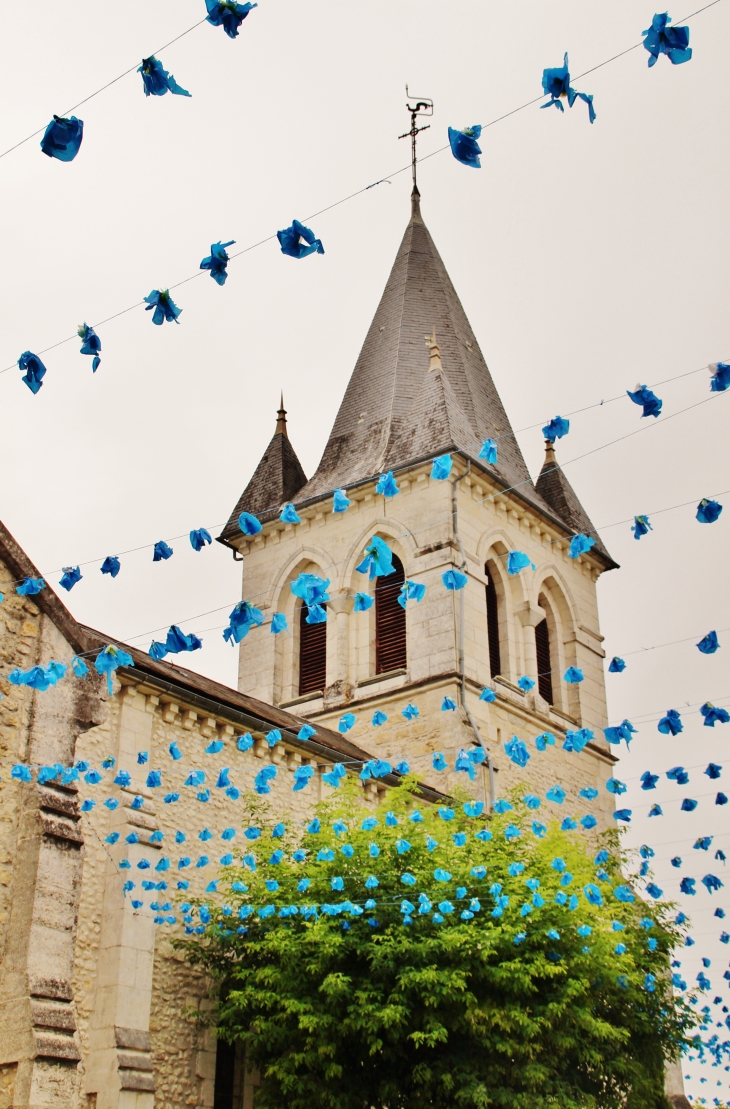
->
left=221, top=405, right=307, bottom=540
left=536, top=442, right=617, bottom=569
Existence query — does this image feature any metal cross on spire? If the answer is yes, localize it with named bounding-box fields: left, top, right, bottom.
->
left=398, top=85, right=433, bottom=193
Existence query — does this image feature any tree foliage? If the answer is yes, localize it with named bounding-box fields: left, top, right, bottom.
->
left=181, top=779, right=696, bottom=1109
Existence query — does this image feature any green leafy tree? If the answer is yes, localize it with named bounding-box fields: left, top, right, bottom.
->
left=181, top=779, right=696, bottom=1109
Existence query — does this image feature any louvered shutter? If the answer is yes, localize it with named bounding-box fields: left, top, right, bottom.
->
left=535, top=618, right=553, bottom=704
left=485, top=569, right=501, bottom=678
left=299, top=605, right=327, bottom=695
left=375, top=556, right=406, bottom=673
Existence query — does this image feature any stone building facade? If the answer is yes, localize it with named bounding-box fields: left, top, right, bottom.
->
left=220, top=189, right=620, bottom=833
left=0, top=521, right=439, bottom=1109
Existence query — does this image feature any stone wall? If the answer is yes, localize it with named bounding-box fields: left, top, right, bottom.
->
left=232, top=457, right=616, bottom=826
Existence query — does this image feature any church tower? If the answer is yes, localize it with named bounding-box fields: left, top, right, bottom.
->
left=219, top=189, right=619, bottom=826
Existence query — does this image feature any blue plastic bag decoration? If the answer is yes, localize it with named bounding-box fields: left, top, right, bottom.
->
left=632, top=515, right=652, bottom=541
left=627, top=385, right=662, bottom=418
left=517, top=676, right=535, bottom=692
left=603, top=719, right=636, bottom=747
left=710, top=362, right=730, bottom=392
left=9, top=661, right=67, bottom=691
left=375, top=471, right=399, bottom=498
left=223, top=600, right=264, bottom=644
left=642, top=13, right=692, bottom=67
left=356, top=536, right=394, bottom=579
left=402, top=703, right=419, bottom=720
left=535, top=732, right=556, bottom=750
left=701, top=702, right=730, bottom=727
left=59, top=566, right=82, bottom=591
left=189, top=528, right=212, bottom=552
left=641, top=770, right=659, bottom=790
left=144, top=289, right=181, bottom=325
left=506, top=551, right=535, bottom=575
left=238, top=511, right=262, bottom=535
left=271, top=613, right=287, bottom=634
left=18, top=351, right=47, bottom=394
left=72, top=656, right=88, bottom=679
left=658, top=708, right=682, bottom=735
left=291, top=573, right=330, bottom=607
left=505, top=735, right=530, bottom=768
left=541, top=54, right=595, bottom=123
left=254, top=765, right=277, bottom=795
left=332, top=488, right=351, bottom=513
left=200, top=240, right=235, bottom=285
left=542, top=415, right=570, bottom=442
left=479, top=686, right=496, bottom=703
left=697, top=630, right=719, bottom=655
left=40, top=115, right=83, bottom=161
left=280, top=503, right=302, bottom=525
left=608, top=656, right=625, bottom=673
left=100, top=556, right=121, bottom=578
left=442, top=569, right=468, bottom=591
left=564, top=667, right=583, bottom=684
left=150, top=625, right=202, bottom=660
left=569, top=534, right=595, bottom=559
left=448, top=125, right=482, bottom=168
left=353, top=592, right=374, bottom=612
left=153, top=540, right=173, bottom=562
left=338, top=713, right=355, bottom=733
left=277, top=219, right=324, bottom=259
left=94, top=644, right=134, bottom=694
left=697, top=498, right=723, bottom=524
left=702, top=874, right=724, bottom=894
left=77, top=324, right=101, bottom=371
left=398, top=580, right=426, bottom=609
left=479, top=438, right=498, bottom=464
left=705, top=763, right=723, bottom=779
left=431, top=454, right=453, bottom=481
left=137, top=54, right=190, bottom=96
left=205, top=0, right=258, bottom=39
left=563, top=728, right=594, bottom=753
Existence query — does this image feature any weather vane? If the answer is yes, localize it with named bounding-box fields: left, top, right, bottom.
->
left=398, top=85, right=433, bottom=192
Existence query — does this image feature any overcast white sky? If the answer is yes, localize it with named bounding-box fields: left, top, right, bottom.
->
left=1, top=1, right=728, bottom=1096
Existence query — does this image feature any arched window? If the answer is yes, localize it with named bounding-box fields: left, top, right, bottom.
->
left=485, top=566, right=501, bottom=678
left=299, top=604, right=326, bottom=695
left=376, top=554, right=406, bottom=674
left=535, top=616, right=553, bottom=704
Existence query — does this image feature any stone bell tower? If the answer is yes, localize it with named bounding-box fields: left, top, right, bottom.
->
left=218, top=188, right=619, bottom=825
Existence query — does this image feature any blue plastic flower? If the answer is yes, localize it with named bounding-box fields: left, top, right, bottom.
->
left=535, top=732, right=556, bottom=751
left=271, top=613, right=287, bottom=634
left=506, top=551, right=535, bottom=575
left=632, top=515, right=652, bottom=540
left=238, top=511, right=262, bottom=535
left=40, top=115, right=83, bottom=161
left=205, top=0, right=257, bottom=38
left=280, top=503, right=301, bottom=524
left=223, top=600, right=264, bottom=644
left=505, top=735, right=530, bottom=768
left=479, top=438, right=498, bottom=464
left=701, top=703, right=730, bottom=727
left=333, top=488, right=351, bottom=513
left=144, top=289, right=181, bottom=325
left=642, top=13, right=692, bottom=67
left=569, top=534, right=595, bottom=559
left=353, top=592, right=374, bottom=611
left=199, top=239, right=235, bottom=286
left=402, top=703, right=419, bottom=720
left=138, top=56, right=191, bottom=97
left=152, top=540, right=173, bottom=562
left=697, top=630, right=719, bottom=655
left=277, top=219, right=324, bottom=259
left=608, top=657, right=625, bottom=673
left=564, top=667, right=583, bottom=683
left=479, top=687, right=496, bottom=703
left=94, top=644, right=134, bottom=694
left=448, top=125, right=482, bottom=168
left=442, top=569, right=468, bottom=590
left=517, top=676, right=535, bottom=692
left=430, top=454, right=453, bottom=480
left=541, top=53, right=595, bottom=122
left=78, top=323, right=101, bottom=371
left=710, top=362, right=730, bottom=392
left=59, top=566, right=82, bottom=591
left=100, top=556, right=121, bottom=578
left=17, top=351, right=47, bottom=394
left=398, top=580, right=426, bottom=609
left=641, top=770, right=659, bottom=790
left=546, top=785, right=566, bottom=804
left=375, top=471, right=399, bottom=497
left=356, top=537, right=394, bottom=579
left=658, top=708, right=683, bottom=735
left=627, top=385, right=662, bottom=418
left=697, top=498, right=723, bottom=524
left=542, top=415, right=570, bottom=442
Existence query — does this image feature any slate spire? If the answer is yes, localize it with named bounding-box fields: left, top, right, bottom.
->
left=221, top=398, right=307, bottom=533
left=536, top=440, right=617, bottom=567
left=294, top=189, right=543, bottom=511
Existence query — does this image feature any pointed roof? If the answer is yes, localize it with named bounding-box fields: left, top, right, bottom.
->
left=536, top=441, right=617, bottom=568
left=220, top=399, right=307, bottom=538
left=294, top=190, right=546, bottom=513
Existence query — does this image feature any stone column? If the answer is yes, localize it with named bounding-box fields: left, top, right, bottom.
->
left=516, top=601, right=546, bottom=687
left=665, top=1060, right=691, bottom=1109
left=323, top=592, right=354, bottom=709
left=84, top=687, right=161, bottom=1109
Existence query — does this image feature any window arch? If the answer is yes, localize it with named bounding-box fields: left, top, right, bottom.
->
left=485, top=563, right=502, bottom=678
left=535, top=613, right=553, bottom=704
left=299, top=603, right=327, bottom=695
left=375, top=554, right=406, bottom=673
